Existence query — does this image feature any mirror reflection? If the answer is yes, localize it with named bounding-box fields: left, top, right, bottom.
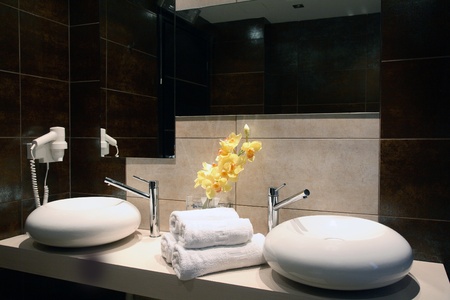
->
left=174, top=0, right=381, bottom=115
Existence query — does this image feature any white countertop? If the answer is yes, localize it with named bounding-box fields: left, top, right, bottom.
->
left=0, top=230, right=448, bottom=300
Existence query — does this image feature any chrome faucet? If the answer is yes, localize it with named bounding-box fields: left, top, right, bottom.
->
left=268, top=183, right=310, bottom=232
left=104, top=176, right=160, bottom=237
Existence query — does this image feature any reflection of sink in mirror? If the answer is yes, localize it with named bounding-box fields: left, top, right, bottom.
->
left=25, top=197, right=141, bottom=248
left=263, top=215, right=413, bottom=290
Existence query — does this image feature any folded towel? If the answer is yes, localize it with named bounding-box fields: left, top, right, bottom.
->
left=170, top=207, right=239, bottom=236
left=172, top=233, right=266, bottom=281
left=161, top=233, right=177, bottom=264
left=178, top=218, right=253, bottom=249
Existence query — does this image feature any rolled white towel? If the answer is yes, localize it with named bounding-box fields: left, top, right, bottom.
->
left=172, top=233, right=266, bottom=281
left=169, top=207, right=239, bottom=237
left=161, top=233, right=177, bottom=264
left=178, top=218, right=253, bottom=249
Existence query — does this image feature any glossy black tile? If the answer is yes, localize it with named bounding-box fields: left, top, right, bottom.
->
left=0, top=200, right=21, bottom=240
left=0, top=72, right=20, bottom=137
left=380, top=139, right=450, bottom=220
left=106, top=90, right=158, bottom=137
left=20, top=0, right=68, bottom=24
left=106, top=41, right=157, bottom=96
left=70, top=0, right=99, bottom=25
left=104, top=0, right=158, bottom=55
left=70, top=23, right=100, bottom=81
left=382, top=0, right=450, bottom=60
left=0, top=139, right=21, bottom=203
left=20, top=76, right=69, bottom=137
left=70, top=138, right=125, bottom=196
left=71, top=82, right=100, bottom=137
left=213, top=39, right=264, bottom=74
left=381, top=58, right=450, bottom=139
left=379, top=216, right=450, bottom=269
left=0, top=4, right=19, bottom=72
left=20, top=11, right=69, bottom=80
left=211, top=73, right=264, bottom=106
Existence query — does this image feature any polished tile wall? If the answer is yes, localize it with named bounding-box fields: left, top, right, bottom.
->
left=379, top=0, right=450, bottom=273
left=127, top=114, right=380, bottom=235
left=0, top=0, right=125, bottom=298
left=0, top=0, right=70, bottom=240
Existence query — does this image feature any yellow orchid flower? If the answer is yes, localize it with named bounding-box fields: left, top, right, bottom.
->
left=241, top=141, right=262, bottom=162
left=194, top=125, right=262, bottom=200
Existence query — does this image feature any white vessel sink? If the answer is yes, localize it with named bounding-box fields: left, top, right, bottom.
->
left=263, top=215, right=413, bottom=290
left=25, top=197, right=141, bottom=248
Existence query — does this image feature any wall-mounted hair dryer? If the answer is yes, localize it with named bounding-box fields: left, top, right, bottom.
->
left=27, top=127, right=67, bottom=163
left=100, top=128, right=119, bottom=157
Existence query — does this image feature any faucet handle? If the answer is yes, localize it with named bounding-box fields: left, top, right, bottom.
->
left=270, top=183, right=286, bottom=196
left=133, top=175, right=149, bottom=183
left=133, top=175, right=158, bottom=189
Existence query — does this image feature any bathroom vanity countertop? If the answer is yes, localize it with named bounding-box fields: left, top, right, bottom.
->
left=0, top=230, right=448, bottom=300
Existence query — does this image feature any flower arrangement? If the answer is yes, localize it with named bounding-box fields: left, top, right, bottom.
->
left=194, top=125, right=262, bottom=204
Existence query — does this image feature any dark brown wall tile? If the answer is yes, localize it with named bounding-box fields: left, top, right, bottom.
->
left=0, top=139, right=21, bottom=203
left=175, top=80, right=209, bottom=116
left=70, top=0, right=99, bottom=25
left=382, top=0, right=450, bottom=60
left=0, top=72, right=20, bottom=136
left=104, top=0, right=158, bottom=55
left=20, top=0, right=68, bottom=24
left=0, top=0, right=17, bottom=7
left=70, top=23, right=100, bottom=81
left=0, top=200, right=21, bottom=239
left=381, top=58, right=450, bottom=139
left=106, top=41, right=158, bottom=96
left=380, top=216, right=450, bottom=267
left=21, top=76, right=69, bottom=137
left=265, top=73, right=297, bottom=106
left=20, top=12, right=69, bottom=80
left=380, top=139, right=450, bottom=220
left=106, top=90, right=158, bottom=137
left=211, top=73, right=264, bottom=106
left=115, top=138, right=159, bottom=158
left=71, top=82, right=100, bottom=137
left=0, top=4, right=19, bottom=72
left=213, top=39, right=264, bottom=73
left=298, top=69, right=366, bottom=106
left=265, top=40, right=298, bottom=74
left=212, top=18, right=266, bottom=41
left=71, top=138, right=125, bottom=196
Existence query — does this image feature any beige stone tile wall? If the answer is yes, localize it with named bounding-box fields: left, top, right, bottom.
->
left=127, top=113, right=379, bottom=235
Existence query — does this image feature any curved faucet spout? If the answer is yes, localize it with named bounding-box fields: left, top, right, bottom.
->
left=104, top=176, right=160, bottom=238
left=274, top=189, right=310, bottom=211
left=268, top=184, right=310, bottom=232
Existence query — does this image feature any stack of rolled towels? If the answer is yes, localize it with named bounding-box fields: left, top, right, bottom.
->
left=161, top=207, right=266, bottom=280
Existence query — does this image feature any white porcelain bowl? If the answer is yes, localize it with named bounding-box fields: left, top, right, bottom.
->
left=263, top=215, right=413, bottom=290
left=25, top=197, right=141, bottom=247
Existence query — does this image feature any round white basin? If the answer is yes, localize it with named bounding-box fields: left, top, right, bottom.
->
left=25, top=197, right=141, bottom=248
left=263, top=215, right=413, bottom=290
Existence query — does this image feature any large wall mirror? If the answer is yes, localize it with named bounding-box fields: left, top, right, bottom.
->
left=99, top=0, right=380, bottom=158
left=174, top=0, right=381, bottom=115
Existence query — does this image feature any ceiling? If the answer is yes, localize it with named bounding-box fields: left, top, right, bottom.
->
left=194, top=0, right=380, bottom=24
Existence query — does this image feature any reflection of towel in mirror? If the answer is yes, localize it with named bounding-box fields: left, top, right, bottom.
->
left=171, top=233, right=266, bottom=281
left=161, top=232, right=177, bottom=264
left=178, top=218, right=254, bottom=249
left=169, top=208, right=239, bottom=237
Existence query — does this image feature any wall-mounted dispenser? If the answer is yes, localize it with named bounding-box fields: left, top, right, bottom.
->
left=100, top=128, right=119, bottom=157
left=27, top=126, right=67, bottom=163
